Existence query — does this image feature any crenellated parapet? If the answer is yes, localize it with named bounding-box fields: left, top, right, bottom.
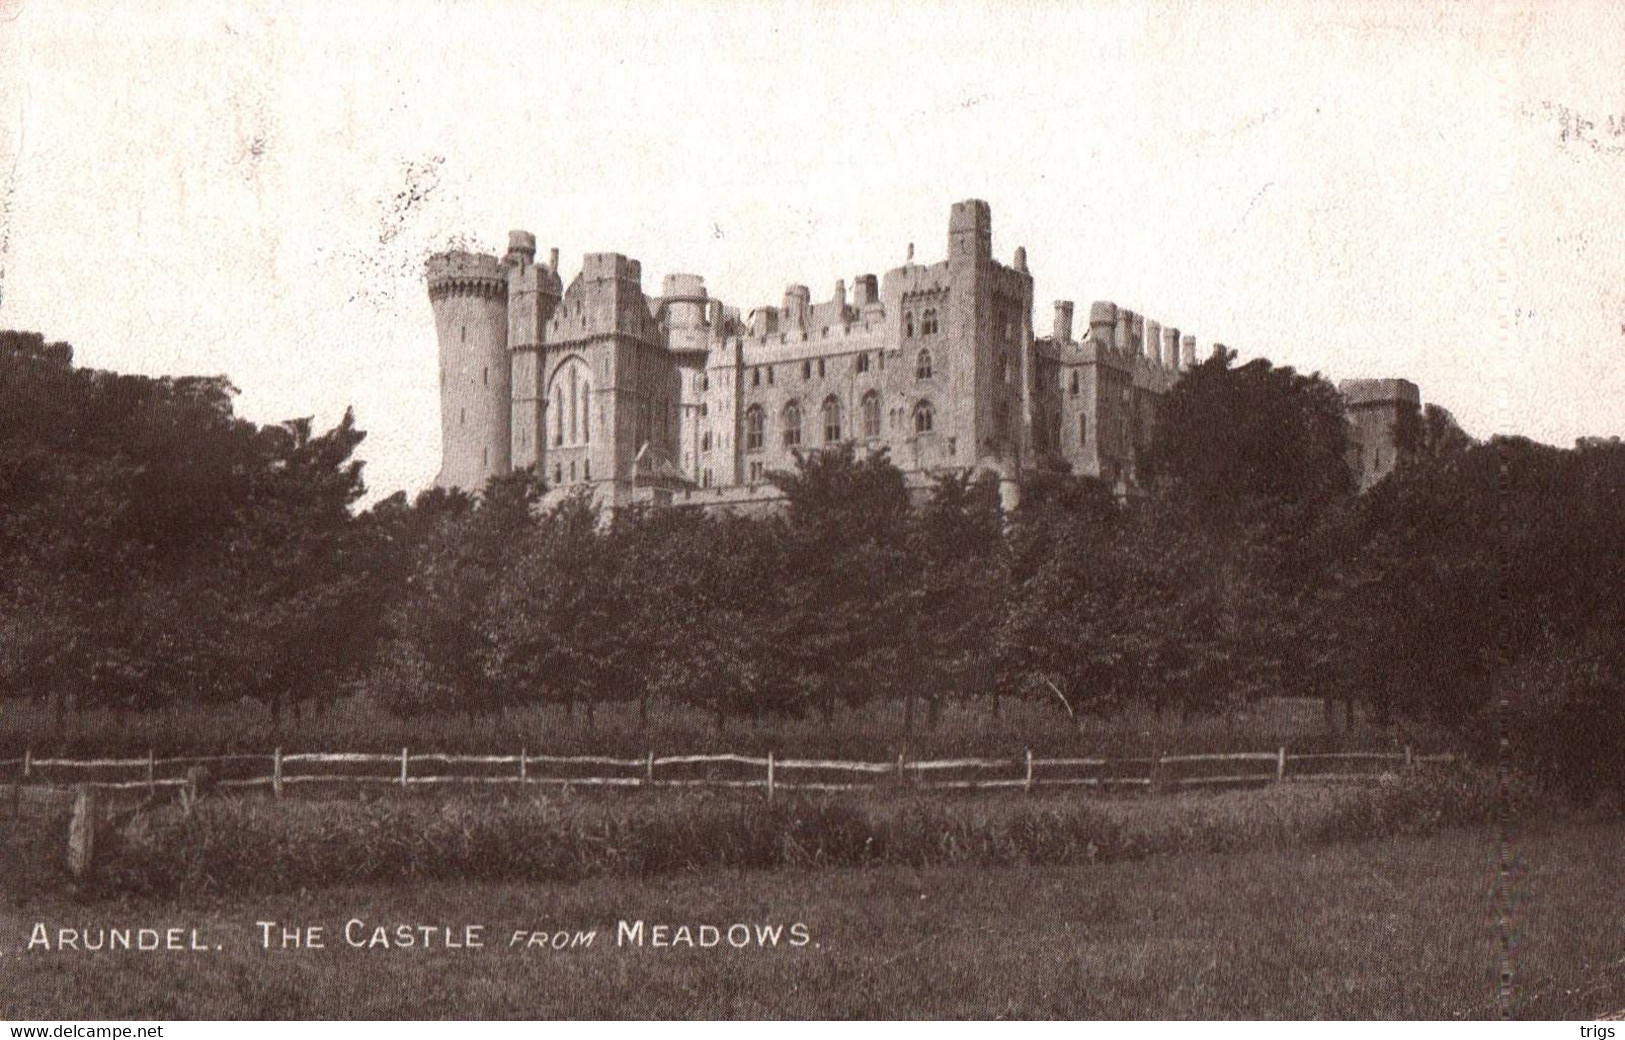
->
left=426, top=251, right=509, bottom=301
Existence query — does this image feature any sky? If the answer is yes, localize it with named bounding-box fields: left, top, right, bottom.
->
left=2, top=0, right=1622, bottom=503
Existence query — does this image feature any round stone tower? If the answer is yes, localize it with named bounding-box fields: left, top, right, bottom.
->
left=427, top=250, right=511, bottom=491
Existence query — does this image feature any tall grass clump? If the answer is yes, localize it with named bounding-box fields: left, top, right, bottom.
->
left=75, top=764, right=1530, bottom=899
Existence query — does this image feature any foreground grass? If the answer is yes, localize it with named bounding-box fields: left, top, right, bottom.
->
left=8, top=771, right=1509, bottom=899
left=3, top=820, right=1620, bottom=1019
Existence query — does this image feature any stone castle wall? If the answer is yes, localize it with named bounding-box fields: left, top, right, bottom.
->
left=426, top=200, right=1421, bottom=511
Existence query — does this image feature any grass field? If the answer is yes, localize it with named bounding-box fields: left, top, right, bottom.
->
left=0, top=694, right=1442, bottom=762
left=3, top=819, right=1621, bottom=1019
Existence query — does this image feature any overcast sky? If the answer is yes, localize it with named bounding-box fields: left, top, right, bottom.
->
left=2, top=0, right=1622, bottom=501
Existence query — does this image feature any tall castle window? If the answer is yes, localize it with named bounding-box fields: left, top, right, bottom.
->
left=802, top=360, right=812, bottom=380
left=916, top=349, right=933, bottom=380
left=822, top=396, right=842, bottom=443
left=904, top=312, right=915, bottom=337
left=782, top=401, right=802, bottom=447
left=913, top=400, right=935, bottom=434
left=921, top=308, right=938, bottom=336
left=856, top=353, right=870, bottom=374
left=1080, top=414, right=1088, bottom=446
left=550, top=357, right=591, bottom=448
left=861, top=391, right=881, bottom=438
left=1070, top=370, right=1079, bottom=395
left=745, top=406, right=765, bottom=451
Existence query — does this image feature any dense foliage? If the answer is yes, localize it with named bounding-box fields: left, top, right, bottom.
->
left=4, top=328, right=1622, bottom=800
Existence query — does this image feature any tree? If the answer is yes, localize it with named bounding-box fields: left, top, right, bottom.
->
left=1142, top=348, right=1354, bottom=532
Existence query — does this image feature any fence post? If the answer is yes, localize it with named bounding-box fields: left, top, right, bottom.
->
left=1024, top=748, right=1033, bottom=793
left=645, top=750, right=654, bottom=787
left=272, top=747, right=283, bottom=799
left=23, top=748, right=31, bottom=782
left=1404, top=745, right=1413, bottom=769
left=766, top=751, right=775, bottom=803
left=896, top=751, right=906, bottom=786
left=146, top=749, right=156, bottom=798
left=400, top=746, right=409, bottom=789
left=520, top=748, right=527, bottom=785
left=1277, top=746, right=1287, bottom=782
left=67, top=784, right=97, bottom=878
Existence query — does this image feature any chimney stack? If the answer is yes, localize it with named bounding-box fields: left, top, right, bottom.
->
left=1163, top=327, right=1181, bottom=370
left=1115, top=308, right=1135, bottom=354
left=1181, top=334, right=1197, bottom=368
left=853, top=274, right=879, bottom=307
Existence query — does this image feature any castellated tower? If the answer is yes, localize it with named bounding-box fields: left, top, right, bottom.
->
left=507, top=235, right=564, bottom=473
left=427, top=245, right=514, bottom=490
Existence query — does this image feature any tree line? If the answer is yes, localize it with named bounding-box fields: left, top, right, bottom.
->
left=3, top=329, right=1622, bottom=799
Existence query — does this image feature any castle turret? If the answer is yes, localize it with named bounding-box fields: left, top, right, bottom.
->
left=782, top=284, right=811, bottom=329
left=1053, top=300, right=1074, bottom=342
left=1181, top=334, right=1197, bottom=368
left=506, top=231, right=564, bottom=472
left=1144, top=319, right=1161, bottom=366
left=428, top=249, right=512, bottom=491
left=1089, top=301, right=1117, bottom=344
left=1162, top=327, right=1181, bottom=370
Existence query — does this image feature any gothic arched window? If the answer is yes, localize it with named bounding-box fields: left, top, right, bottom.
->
left=921, top=308, right=938, bottom=336
left=782, top=401, right=802, bottom=447
left=549, top=357, right=592, bottom=447
left=822, top=396, right=842, bottom=444
left=914, top=399, right=935, bottom=434
left=916, top=349, right=933, bottom=380
left=745, top=406, right=765, bottom=451
left=904, top=311, right=915, bottom=338
left=861, top=391, right=881, bottom=438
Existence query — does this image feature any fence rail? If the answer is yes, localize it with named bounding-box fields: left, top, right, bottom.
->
left=1, top=745, right=1456, bottom=799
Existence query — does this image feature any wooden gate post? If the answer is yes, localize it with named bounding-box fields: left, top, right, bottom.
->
left=645, top=750, right=655, bottom=787
left=1024, top=748, right=1034, bottom=793
left=766, top=751, right=776, bottom=803
left=272, top=747, right=284, bottom=798
left=146, top=749, right=156, bottom=797
left=400, top=746, right=409, bottom=789
left=1277, top=746, right=1287, bottom=782
left=520, top=747, right=527, bottom=785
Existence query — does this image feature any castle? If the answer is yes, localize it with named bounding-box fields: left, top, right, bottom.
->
left=427, top=200, right=1418, bottom=510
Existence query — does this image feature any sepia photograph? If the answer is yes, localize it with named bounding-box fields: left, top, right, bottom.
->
left=1, top=0, right=1623, bottom=1024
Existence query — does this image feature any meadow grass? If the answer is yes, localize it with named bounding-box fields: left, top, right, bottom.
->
left=0, top=694, right=1443, bottom=761
left=3, top=818, right=1619, bottom=1019
left=3, top=766, right=1519, bottom=901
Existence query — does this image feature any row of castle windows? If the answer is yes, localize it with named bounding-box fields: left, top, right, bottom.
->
left=903, top=308, right=940, bottom=338
left=741, top=394, right=933, bottom=452
left=552, top=458, right=591, bottom=486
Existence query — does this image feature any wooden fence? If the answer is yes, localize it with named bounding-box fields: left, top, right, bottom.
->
left=0, top=746, right=1455, bottom=800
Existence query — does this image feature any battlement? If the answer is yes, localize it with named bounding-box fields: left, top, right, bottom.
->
left=661, top=273, right=708, bottom=302
left=1340, top=378, right=1421, bottom=407
left=582, top=252, right=643, bottom=285
left=426, top=251, right=508, bottom=300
